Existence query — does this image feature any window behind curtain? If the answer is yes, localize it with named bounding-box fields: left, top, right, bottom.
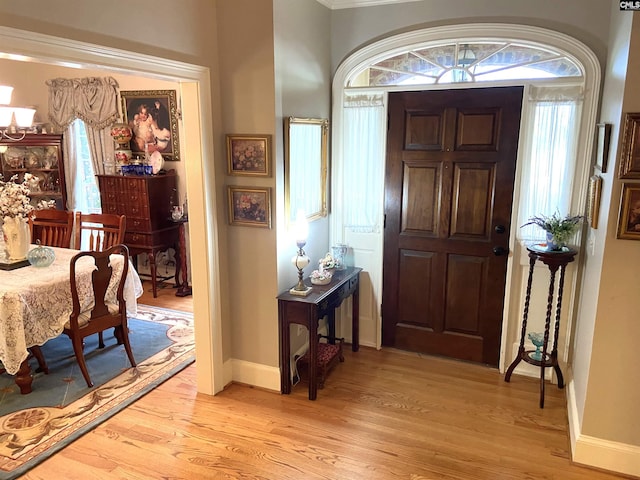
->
left=71, top=119, right=102, bottom=214
left=517, top=86, right=582, bottom=242
left=342, top=93, right=386, bottom=233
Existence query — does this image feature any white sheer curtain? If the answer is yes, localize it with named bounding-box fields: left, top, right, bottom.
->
left=517, top=86, right=583, bottom=241
left=46, top=77, right=120, bottom=210
left=342, top=93, right=386, bottom=233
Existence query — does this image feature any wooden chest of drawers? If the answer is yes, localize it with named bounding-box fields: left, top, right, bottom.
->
left=96, top=172, right=180, bottom=297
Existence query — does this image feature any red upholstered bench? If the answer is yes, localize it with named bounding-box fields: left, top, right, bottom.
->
left=299, top=335, right=344, bottom=389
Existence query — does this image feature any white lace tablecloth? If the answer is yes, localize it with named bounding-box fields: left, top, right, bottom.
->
left=0, top=246, right=143, bottom=375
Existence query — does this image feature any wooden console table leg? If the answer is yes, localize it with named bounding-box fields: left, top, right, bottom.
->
left=278, top=301, right=292, bottom=394
left=15, top=359, right=33, bottom=394
left=149, top=251, right=158, bottom=298
left=175, top=222, right=192, bottom=297
left=352, top=279, right=360, bottom=352
left=308, top=310, right=320, bottom=401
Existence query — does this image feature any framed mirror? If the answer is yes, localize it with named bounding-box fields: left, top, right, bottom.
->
left=284, top=117, right=329, bottom=224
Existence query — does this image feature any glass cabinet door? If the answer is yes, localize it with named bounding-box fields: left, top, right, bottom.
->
left=0, top=134, right=66, bottom=210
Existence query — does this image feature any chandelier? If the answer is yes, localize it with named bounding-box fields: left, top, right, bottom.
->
left=0, top=86, right=36, bottom=142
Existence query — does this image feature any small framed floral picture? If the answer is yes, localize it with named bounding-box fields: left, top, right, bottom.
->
left=227, top=186, right=272, bottom=228
left=226, top=134, right=271, bottom=177
left=617, top=182, right=640, bottom=240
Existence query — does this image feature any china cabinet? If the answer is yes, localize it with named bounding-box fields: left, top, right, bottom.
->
left=0, top=134, right=66, bottom=210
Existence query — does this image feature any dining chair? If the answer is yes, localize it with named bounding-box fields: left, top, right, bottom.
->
left=74, top=212, right=126, bottom=251
left=63, top=244, right=136, bottom=387
left=28, top=209, right=74, bottom=248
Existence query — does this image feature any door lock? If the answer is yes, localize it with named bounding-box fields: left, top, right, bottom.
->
left=492, top=246, right=508, bottom=256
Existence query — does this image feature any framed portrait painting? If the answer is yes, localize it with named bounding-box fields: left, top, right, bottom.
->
left=226, top=134, right=272, bottom=177
left=227, top=186, right=272, bottom=228
left=120, top=90, right=181, bottom=161
left=619, top=112, right=640, bottom=179
left=617, top=183, right=640, bottom=240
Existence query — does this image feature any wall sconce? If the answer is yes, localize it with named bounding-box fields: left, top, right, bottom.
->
left=289, top=209, right=312, bottom=296
left=0, top=85, right=36, bottom=142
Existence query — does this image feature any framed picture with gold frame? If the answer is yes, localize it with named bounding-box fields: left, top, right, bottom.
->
left=227, top=186, right=272, bottom=228
left=586, top=175, right=602, bottom=229
left=617, top=182, right=640, bottom=239
left=619, top=113, right=640, bottom=179
left=120, top=89, right=180, bottom=162
left=226, top=134, right=272, bottom=177
left=284, top=117, right=329, bottom=225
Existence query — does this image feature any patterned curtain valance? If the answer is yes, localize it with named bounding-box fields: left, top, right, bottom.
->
left=46, top=77, right=120, bottom=131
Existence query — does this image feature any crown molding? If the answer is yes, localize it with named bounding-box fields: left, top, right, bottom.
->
left=316, top=0, right=422, bottom=9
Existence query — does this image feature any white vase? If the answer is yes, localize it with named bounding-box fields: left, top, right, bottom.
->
left=2, top=216, right=30, bottom=261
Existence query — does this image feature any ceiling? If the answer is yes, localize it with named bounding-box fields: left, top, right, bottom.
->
left=316, top=0, right=422, bottom=9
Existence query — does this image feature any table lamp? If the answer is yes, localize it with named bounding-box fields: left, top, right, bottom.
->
left=289, top=209, right=312, bottom=296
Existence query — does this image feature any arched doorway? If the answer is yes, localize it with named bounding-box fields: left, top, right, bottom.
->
left=330, top=24, right=600, bottom=372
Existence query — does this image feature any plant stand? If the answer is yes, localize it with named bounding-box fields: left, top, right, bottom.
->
left=504, top=244, right=577, bottom=408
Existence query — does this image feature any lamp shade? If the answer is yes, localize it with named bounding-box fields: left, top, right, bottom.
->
left=0, top=86, right=13, bottom=105
left=293, top=208, right=308, bottom=246
left=0, top=106, right=13, bottom=127
left=13, top=107, right=35, bottom=128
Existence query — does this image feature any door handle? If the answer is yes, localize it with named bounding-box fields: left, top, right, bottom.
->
left=493, top=246, right=508, bottom=256
left=495, top=225, right=506, bottom=234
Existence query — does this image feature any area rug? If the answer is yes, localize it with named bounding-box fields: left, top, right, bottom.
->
left=0, top=305, right=194, bottom=479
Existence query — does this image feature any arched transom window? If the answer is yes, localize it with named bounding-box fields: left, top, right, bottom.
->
left=348, top=41, right=583, bottom=86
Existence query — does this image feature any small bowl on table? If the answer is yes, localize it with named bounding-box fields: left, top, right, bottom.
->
left=310, top=269, right=333, bottom=285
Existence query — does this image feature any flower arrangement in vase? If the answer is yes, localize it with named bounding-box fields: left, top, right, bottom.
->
left=0, top=173, right=35, bottom=220
left=0, top=173, right=36, bottom=261
left=318, top=252, right=339, bottom=271
left=522, top=211, right=582, bottom=251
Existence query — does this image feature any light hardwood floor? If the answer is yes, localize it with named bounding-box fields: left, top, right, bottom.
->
left=22, top=281, right=629, bottom=479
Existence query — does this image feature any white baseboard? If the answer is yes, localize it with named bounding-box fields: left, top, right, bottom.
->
left=226, top=358, right=280, bottom=392
left=567, top=379, right=640, bottom=477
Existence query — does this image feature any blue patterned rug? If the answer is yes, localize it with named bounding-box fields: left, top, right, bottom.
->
left=0, top=305, right=194, bottom=479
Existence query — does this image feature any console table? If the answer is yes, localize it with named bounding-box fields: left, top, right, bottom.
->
left=277, top=267, right=361, bottom=400
left=505, top=245, right=577, bottom=408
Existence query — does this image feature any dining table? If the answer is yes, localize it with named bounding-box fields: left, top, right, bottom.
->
left=0, top=245, right=143, bottom=394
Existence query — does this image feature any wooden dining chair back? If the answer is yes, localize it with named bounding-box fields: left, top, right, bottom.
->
left=74, top=212, right=126, bottom=251
left=28, top=209, right=74, bottom=248
left=64, top=243, right=136, bottom=387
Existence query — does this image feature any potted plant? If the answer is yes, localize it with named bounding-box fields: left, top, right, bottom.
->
left=522, top=211, right=583, bottom=250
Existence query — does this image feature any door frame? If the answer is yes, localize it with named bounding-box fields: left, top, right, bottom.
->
left=331, top=23, right=600, bottom=372
left=0, top=26, right=225, bottom=394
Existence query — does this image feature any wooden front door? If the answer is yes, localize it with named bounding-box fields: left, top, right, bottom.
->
left=382, top=87, right=523, bottom=366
